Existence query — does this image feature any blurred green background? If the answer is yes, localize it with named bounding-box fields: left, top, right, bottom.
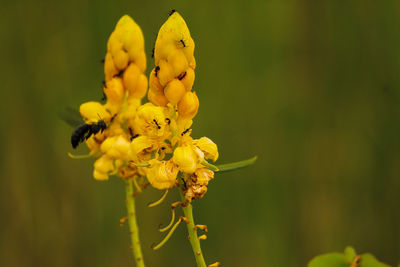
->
left=1, top=0, right=399, bottom=266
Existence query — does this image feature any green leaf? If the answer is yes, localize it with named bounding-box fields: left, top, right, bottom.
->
left=361, top=253, right=391, bottom=267
left=216, top=156, right=258, bottom=172
left=307, top=253, right=349, bottom=267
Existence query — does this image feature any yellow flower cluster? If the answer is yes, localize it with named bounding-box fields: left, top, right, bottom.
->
left=75, top=12, right=218, bottom=202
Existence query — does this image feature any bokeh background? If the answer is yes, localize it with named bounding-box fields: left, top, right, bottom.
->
left=1, top=0, right=399, bottom=266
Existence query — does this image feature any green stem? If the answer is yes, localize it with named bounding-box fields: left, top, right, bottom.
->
left=179, top=189, right=207, bottom=267
left=125, top=179, right=145, bottom=267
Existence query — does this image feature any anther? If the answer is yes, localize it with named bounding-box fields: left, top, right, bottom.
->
left=198, top=234, right=207, bottom=241
left=152, top=217, right=184, bottom=250
left=67, top=152, right=94, bottom=159
left=209, top=262, right=221, bottom=267
left=159, top=208, right=175, bottom=232
left=194, top=225, right=208, bottom=232
left=147, top=190, right=169, bottom=208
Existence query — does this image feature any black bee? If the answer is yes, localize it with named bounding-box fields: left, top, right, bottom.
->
left=169, top=9, right=176, bottom=16
left=154, top=66, right=160, bottom=77
left=71, top=120, right=107, bottom=149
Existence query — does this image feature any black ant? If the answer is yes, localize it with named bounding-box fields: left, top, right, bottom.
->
left=180, top=39, right=186, bottom=48
left=178, top=71, right=187, bottom=80
left=71, top=120, right=107, bottom=149
left=165, top=118, right=171, bottom=125
left=151, top=47, right=155, bottom=58
left=101, top=92, right=107, bottom=101
left=169, top=9, right=176, bottom=17
left=153, top=119, right=161, bottom=129
left=154, top=66, right=160, bottom=77
left=181, top=128, right=190, bottom=136
left=100, top=58, right=105, bottom=64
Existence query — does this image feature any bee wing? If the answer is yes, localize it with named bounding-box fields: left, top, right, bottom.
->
left=59, top=107, right=83, bottom=128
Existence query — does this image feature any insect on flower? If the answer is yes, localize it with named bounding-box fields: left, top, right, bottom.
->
left=71, top=120, right=107, bottom=149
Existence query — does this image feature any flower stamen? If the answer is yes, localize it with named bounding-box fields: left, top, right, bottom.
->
left=147, top=189, right=169, bottom=207
left=152, top=216, right=187, bottom=250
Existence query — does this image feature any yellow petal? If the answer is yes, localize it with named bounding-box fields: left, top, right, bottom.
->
left=173, top=146, right=198, bottom=173
left=195, top=137, right=219, bottom=162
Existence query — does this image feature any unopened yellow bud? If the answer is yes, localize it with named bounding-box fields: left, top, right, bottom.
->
left=135, top=51, right=147, bottom=73
left=154, top=12, right=195, bottom=67
left=173, top=146, right=198, bottom=173
left=195, top=137, right=218, bottom=162
left=158, top=60, right=174, bottom=86
left=80, top=101, right=109, bottom=123
left=164, top=79, right=186, bottom=105
left=104, top=52, right=119, bottom=81
left=123, top=64, right=140, bottom=93
left=123, top=64, right=148, bottom=99
left=93, top=155, right=115, bottom=180
left=101, top=135, right=132, bottom=160
left=149, top=68, right=163, bottom=93
left=146, top=160, right=178, bottom=190
left=148, top=89, right=169, bottom=107
left=105, top=77, right=124, bottom=103
left=167, top=49, right=188, bottom=77
left=112, top=43, right=129, bottom=70
left=177, top=91, right=199, bottom=119
left=180, top=67, right=195, bottom=91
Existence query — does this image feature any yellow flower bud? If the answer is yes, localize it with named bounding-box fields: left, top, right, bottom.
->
left=135, top=51, right=147, bottom=73
left=93, top=155, right=115, bottom=180
left=80, top=101, right=109, bottom=123
left=173, top=146, right=198, bottom=173
left=154, top=12, right=195, bottom=66
left=104, top=52, right=119, bottom=81
left=101, top=135, right=132, bottom=160
left=148, top=89, right=169, bottom=107
left=180, top=67, right=195, bottom=91
left=177, top=91, right=199, bottom=119
left=105, top=77, right=125, bottom=103
left=113, top=44, right=129, bottom=70
left=158, top=60, right=174, bottom=86
left=195, top=137, right=219, bottom=162
left=123, top=64, right=140, bottom=93
left=132, top=74, right=148, bottom=99
left=164, top=79, right=186, bottom=105
left=146, top=160, right=178, bottom=190
left=167, top=49, right=189, bottom=77
left=149, top=68, right=163, bottom=94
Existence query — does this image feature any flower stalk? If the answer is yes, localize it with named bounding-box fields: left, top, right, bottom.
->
left=179, top=189, right=207, bottom=267
left=125, top=179, right=145, bottom=267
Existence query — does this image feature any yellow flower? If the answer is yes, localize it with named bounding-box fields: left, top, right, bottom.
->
left=93, top=155, right=115, bottom=180
left=133, top=103, right=167, bottom=137
left=195, top=137, right=219, bottom=162
left=146, top=159, right=178, bottom=190
left=131, top=135, right=154, bottom=159
left=173, top=145, right=203, bottom=173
